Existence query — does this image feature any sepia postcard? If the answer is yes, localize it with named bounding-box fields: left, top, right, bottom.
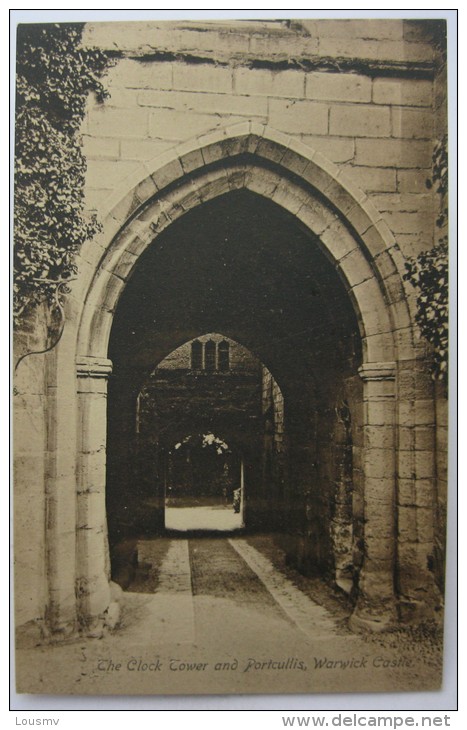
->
left=13, top=15, right=452, bottom=697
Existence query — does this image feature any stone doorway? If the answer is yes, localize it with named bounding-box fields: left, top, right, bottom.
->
left=63, top=128, right=429, bottom=636
left=105, top=189, right=364, bottom=597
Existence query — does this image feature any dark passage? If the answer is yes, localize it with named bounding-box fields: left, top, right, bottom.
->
left=107, top=189, right=363, bottom=591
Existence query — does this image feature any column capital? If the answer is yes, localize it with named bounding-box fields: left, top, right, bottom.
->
left=359, top=361, right=396, bottom=382
left=76, top=356, right=113, bottom=378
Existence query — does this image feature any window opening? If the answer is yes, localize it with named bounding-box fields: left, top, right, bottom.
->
left=205, top=340, right=216, bottom=371
left=218, top=340, right=230, bottom=371
left=191, top=339, right=203, bottom=370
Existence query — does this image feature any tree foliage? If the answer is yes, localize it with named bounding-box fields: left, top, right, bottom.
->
left=14, top=23, right=112, bottom=324
left=403, top=135, right=449, bottom=383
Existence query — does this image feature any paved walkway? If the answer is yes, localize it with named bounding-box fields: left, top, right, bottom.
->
left=15, top=535, right=443, bottom=696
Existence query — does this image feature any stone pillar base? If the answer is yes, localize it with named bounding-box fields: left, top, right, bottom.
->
left=81, top=593, right=121, bottom=639
left=349, top=600, right=398, bottom=633
left=397, top=597, right=444, bottom=625
left=17, top=617, right=78, bottom=646
left=43, top=621, right=80, bottom=644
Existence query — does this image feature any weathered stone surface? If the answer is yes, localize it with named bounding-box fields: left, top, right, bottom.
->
left=397, top=169, right=432, bottom=194
left=151, top=156, right=184, bottom=190
left=352, top=576, right=397, bottom=632
left=93, top=87, right=140, bottom=111
left=81, top=135, right=120, bottom=160
left=299, top=135, right=355, bottom=163
left=310, top=19, right=405, bottom=41
left=435, top=397, right=448, bottom=427
left=381, top=210, right=433, bottom=237
left=149, top=109, right=236, bottom=142
left=339, top=249, right=374, bottom=288
left=77, top=492, right=107, bottom=531
left=319, top=220, right=357, bottom=261
left=363, top=332, right=395, bottom=364
left=318, top=37, right=433, bottom=63
left=84, top=187, right=114, bottom=210
left=86, top=159, right=141, bottom=190
left=88, top=107, right=150, bottom=138
left=120, top=138, right=172, bottom=161
left=352, top=280, right=392, bottom=336
left=414, top=427, right=435, bottom=452
left=297, top=198, right=339, bottom=237
left=76, top=450, right=106, bottom=493
left=414, top=478, right=437, bottom=509
left=104, top=601, right=120, bottom=630
left=272, top=179, right=309, bottom=215
left=373, top=78, right=433, bottom=107
left=363, top=398, right=395, bottom=427
left=363, top=425, right=394, bottom=450
left=415, top=399, right=436, bottom=426
left=348, top=166, right=397, bottom=193
left=391, top=106, right=434, bottom=139
left=268, top=99, right=328, bottom=135
left=414, top=449, right=435, bottom=479
left=364, top=449, right=395, bottom=479
left=80, top=576, right=111, bottom=619
left=330, top=104, right=391, bottom=138
left=139, top=88, right=268, bottom=117
left=173, top=63, right=233, bottom=94
left=235, top=67, right=305, bottom=98
left=370, top=192, right=432, bottom=214
left=307, top=71, right=372, bottom=103
left=354, top=138, right=432, bottom=168
left=103, top=59, right=174, bottom=91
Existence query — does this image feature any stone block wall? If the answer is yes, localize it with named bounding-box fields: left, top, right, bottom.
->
left=81, top=19, right=440, bottom=278
left=14, top=306, right=51, bottom=633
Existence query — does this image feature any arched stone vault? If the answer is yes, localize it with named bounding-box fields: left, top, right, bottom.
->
left=43, top=123, right=439, bottom=637
left=76, top=123, right=413, bottom=360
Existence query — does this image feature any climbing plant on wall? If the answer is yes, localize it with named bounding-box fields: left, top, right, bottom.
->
left=403, top=135, right=449, bottom=384
left=14, top=23, right=112, bottom=325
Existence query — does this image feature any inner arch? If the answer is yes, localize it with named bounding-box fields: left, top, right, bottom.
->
left=136, top=333, right=283, bottom=533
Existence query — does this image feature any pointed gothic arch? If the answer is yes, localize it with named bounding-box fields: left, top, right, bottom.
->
left=42, top=123, right=437, bottom=637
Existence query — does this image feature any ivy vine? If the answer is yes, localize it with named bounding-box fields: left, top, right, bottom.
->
left=403, top=135, right=449, bottom=383
left=14, top=23, right=112, bottom=325
left=426, top=135, right=448, bottom=228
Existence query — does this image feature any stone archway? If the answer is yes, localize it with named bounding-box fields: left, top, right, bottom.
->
left=44, top=123, right=437, bottom=637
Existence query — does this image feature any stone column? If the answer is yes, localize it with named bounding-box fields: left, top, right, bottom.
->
left=350, top=361, right=397, bottom=632
left=396, top=359, right=443, bottom=621
left=44, top=340, right=80, bottom=637
left=76, top=355, right=113, bottom=635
